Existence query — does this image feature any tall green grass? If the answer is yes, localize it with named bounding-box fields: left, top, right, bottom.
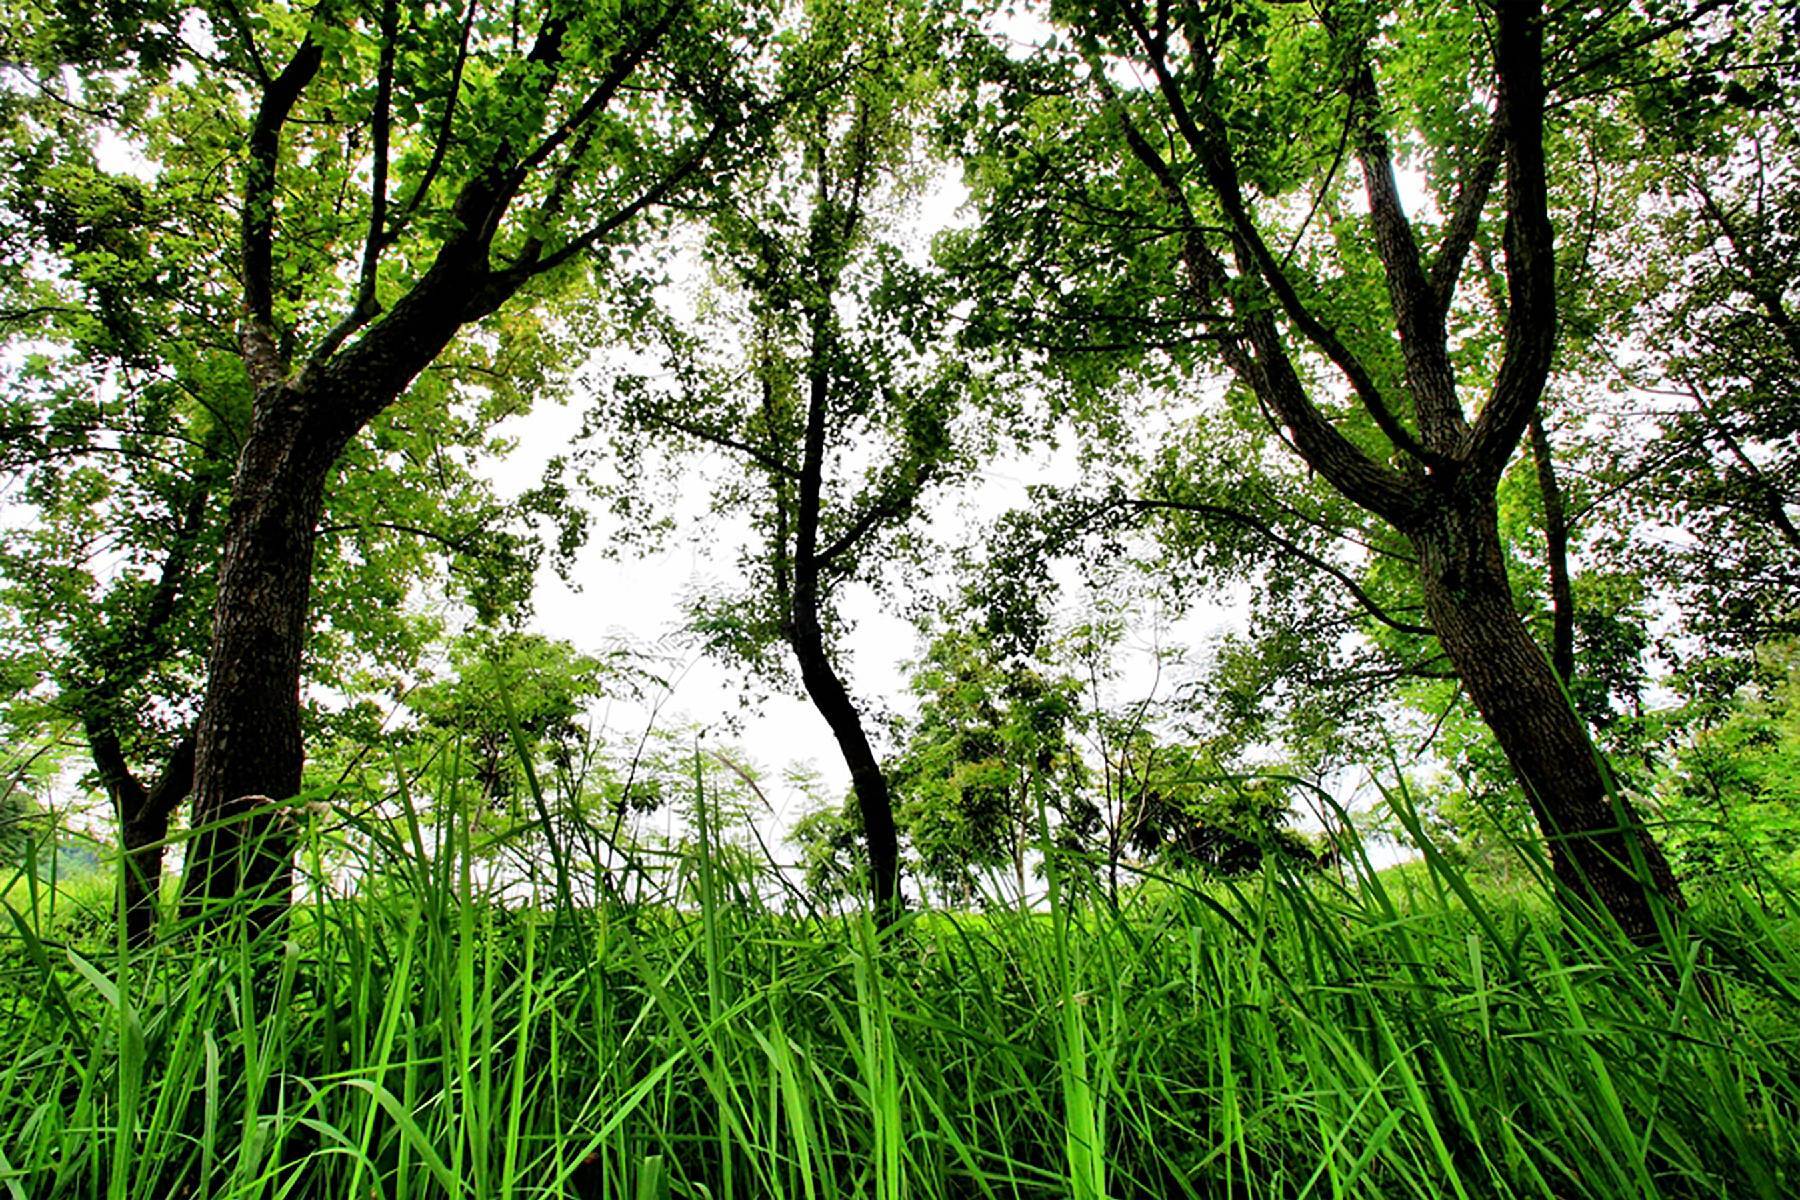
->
left=1, top=768, right=1797, bottom=1199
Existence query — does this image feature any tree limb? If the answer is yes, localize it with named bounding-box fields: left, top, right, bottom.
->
left=1348, top=54, right=1468, bottom=453
left=1428, top=118, right=1504, bottom=304
left=240, top=33, right=325, bottom=391
left=306, top=0, right=399, bottom=371
left=1114, top=0, right=1441, bottom=472
left=1102, top=76, right=1418, bottom=526
left=1465, top=0, right=1558, bottom=492
left=1124, top=496, right=1435, bottom=636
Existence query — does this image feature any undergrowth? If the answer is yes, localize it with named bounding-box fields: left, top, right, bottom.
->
left=1, top=781, right=1797, bottom=1199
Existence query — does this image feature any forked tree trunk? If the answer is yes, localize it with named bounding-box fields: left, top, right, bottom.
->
left=91, top=726, right=195, bottom=947
left=175, top=2, right=720, bottom=931
left=1411, top=489, right=1683, bottom=942
left=119, top=740, right=194, bottom=946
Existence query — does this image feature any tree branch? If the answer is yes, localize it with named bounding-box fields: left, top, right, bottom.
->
left=1124, top=496, right=1435, bottom=636
left=1428, top=118, right=1504, bottom=305
left=1347, top=55, right=1467, bottom=452
left=386, top=0, right=477, bottom=240
left=306, top=0, right=398, bottom=371
left=631, top=406, right=800, bottom=482
left=1103, top=78, right=1417, bottom=526
left=1465, top=0, right=1558, bottom=492
left=1114, top=0, right=1440, bottom=472
left=240, top=33, right=325, bottom=390
left=814, top=457, right=939, bottom=570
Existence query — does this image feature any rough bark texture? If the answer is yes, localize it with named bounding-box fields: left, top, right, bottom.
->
left=181, top=391, right=340, bottom=926
left=184, top=278, right=484, bottom=924
left=1410, top=489, right=1682, bottom=941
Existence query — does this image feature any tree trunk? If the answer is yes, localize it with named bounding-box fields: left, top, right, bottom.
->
left=121, top=739, right=195, bottom=946
left=89, top=722, right=195, bottom=947
left=786, top=616, right=903, bottom=924
left=181, top=390, right=341, bottom=929
left=1528, top=416, right=1576, bottom=684
left=1411, top=489, right=1683, bottom=941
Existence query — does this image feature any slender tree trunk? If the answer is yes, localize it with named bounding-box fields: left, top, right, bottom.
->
left=121, top=740, right=195, bottom=946
left=1411, top=489, right=1682, bottom=941
left=120, top=815, right=170, bottom=944
left=786, top=615, right=903, bottom=924
left=781, top=297, right=905, bottom=924
left=181, top=391, right=341, bottom=928
left=1529, top=416, right=1576, bottom=684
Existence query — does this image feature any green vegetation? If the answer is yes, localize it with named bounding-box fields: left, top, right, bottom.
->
left=3, top=768, right=1798, bottom=1200
left=3, top=0, right=1800, bottom=1193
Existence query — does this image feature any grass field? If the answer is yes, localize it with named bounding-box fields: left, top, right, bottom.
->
left=1, top=793, right=1797, bottom=1200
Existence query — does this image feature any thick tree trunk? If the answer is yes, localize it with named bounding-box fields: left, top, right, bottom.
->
left=181, top=390, right=340, bottom=929
left=786, top=615, right=903, bottom=924
left=182, top=250, right=487, bottom=927
left=1411, top=490, right=1683, bottom=941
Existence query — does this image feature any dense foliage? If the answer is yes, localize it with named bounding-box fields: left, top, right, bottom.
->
left=2, top=0, right=1799, bottom=1193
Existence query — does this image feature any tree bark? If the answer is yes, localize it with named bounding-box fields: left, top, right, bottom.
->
left=182, top=276, right=484, bottom=925
left=1410, top=489, right=1682, bottom=941
left=180, top=389, right=341, bottom=928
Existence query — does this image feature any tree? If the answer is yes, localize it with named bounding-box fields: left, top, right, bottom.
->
left=1657, top=643, right=1800, bottom=888
left=1586, top=5, right=1800, bottom=671
left=598, top=0, right=984, bottom=920
left=1115, top=738, right=1317, bottom=878
left=0, top=13, right=588, bottom=940
left=955, top=0, right=1692, bottom=938
left=889, top=625, right=1084, bottom=904
left=403, top=631, right=615, bottom=813
left=3, top=0, right=779, bottom=927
